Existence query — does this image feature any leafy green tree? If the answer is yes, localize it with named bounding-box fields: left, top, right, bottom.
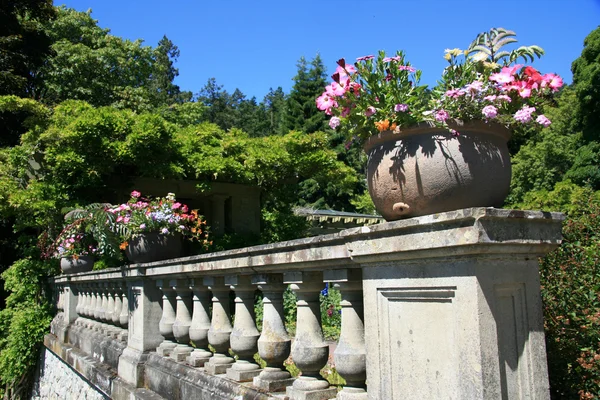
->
left=283, top=54, right=329, bottom=134
left=0, top=0, right=55, bottom=97
left=572, top=26, right=600, bottom=142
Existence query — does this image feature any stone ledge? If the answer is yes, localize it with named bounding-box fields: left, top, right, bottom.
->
left=44, top=334, right=165, bottom=400
left=52, top=207, right=564, bottom=284
left=144, top=353, right=279, bottom=400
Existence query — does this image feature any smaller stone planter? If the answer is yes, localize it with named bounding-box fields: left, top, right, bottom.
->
left=126, top=232, right=183, bottom=264
left=60, top=256, right=94, bottom=274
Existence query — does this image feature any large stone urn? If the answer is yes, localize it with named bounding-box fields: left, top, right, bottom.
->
left=365, top=121, right=511, bottom=221
left=126, top=232, right=182, bottom=264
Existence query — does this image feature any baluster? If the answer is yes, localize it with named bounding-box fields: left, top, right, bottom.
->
left=92, top=283, right=101, bottom=321
left=252, top=274, right=294, bottom=392
left=203, top=276, right=234, bottom=375
left=156, top=279, right=177, bottom=356
left=119, top=283, right=129, bottom=342
left=186, top=278, right=213, bottom=367
left=75, top=284, right=82, bottom=317
left=57, top=285, right=63, bottom=311
left=171, top=279, right=194, bottom=362
left=105, top=283, right=115, bottom=323
left=325, top=269, right=367, bottom=400
left=226, top=275, right=261, bottom=382
left=81, top=284, right=90, bottom=319
left=112, top=282, right=123, bottom=330
left=99, top=283, right=108, bottom=323
left=284, top=271, right=336, bottom=400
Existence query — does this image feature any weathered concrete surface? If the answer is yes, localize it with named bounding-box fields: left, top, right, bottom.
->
left=143, top=353, right=278, bottom=400
left=31, top=347, right=108, bottom=400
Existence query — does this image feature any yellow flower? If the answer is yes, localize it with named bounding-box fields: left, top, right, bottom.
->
left=472, top=52, right=488, bottom=62
left=444, top=48, right=463, bottom=57
left=483, top=61, right=500, bottom=69
left=443, top=53, right=452, bottom=61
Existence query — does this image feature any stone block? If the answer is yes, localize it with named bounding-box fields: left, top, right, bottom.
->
left=286, top=386, right=337, bottom=400
left=226, top=367, right=261, bottom=382
left=253, top=375, right=295, bottom=392
left=203, top=361, right=232, bottom=375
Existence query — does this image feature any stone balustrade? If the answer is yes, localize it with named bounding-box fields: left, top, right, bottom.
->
left=47, top=208, right=564, bottom=400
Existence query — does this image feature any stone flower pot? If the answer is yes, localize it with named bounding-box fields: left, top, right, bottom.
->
left=60, top=256, right=94, bottom=274
left=364, top=121, right=511, bottom=221
left=125, top=232, right=183, bottom=264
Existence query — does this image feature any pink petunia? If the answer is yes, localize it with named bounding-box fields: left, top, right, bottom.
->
left=536, top=114, right=551, bottom=127
left=365, top=106, right=376, bottom=117
left=394, top=104, right=409, bottom=112
left=435, top=109, right=449, bottom=122
left=482, top=105, right=498, bottom=119
left=172, top=202, right=181, bottom=210
left=131, top=190, right=141, bottom=198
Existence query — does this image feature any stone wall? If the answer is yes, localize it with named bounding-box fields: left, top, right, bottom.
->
left=30, top=348, right=108, bottom=400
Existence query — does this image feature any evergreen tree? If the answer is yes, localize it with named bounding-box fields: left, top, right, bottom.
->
left=283, top=54, right=328, bottom=134
left=149, top=35, right=191, bottom=107
left=262, top=87, right=286, bottom=136
left=572, top=26, right=600, bottom=142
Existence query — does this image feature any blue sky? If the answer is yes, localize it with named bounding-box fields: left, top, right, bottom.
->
left=55, top=0, right=600, bottom=101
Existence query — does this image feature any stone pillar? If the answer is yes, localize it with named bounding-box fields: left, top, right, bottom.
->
left=63, top=281, right=78, bottom=324
left=204, top=276, right=234, bottom=375
left=186, top=278, right=213, bottom=367
left=252, top=274, right=294, bottom=391
left=284, top=271, right=336, bottom=400
left=210, top=194, right=229, bottom=236
left=170, top=279, right=194, bottom=362
left=347, top=208, right=564, bottom=399
left=156, top=279, right=177, bottom=357
left=117, top=278, right=163, bottom=388
left=226, top=275, right=261, bottom=382
left=324, top=269, right=367, bottom=400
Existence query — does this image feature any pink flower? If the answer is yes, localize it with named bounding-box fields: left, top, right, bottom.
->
left=445, top=89, right=465, bottom=98
left=489, top=71, right=515, bottom=84
left=329, top=117, right=341, bottom=129
left=514, top=106, right=536, bottom=123
left=497, top=94, right=512, bottom=103
left=172, top=202, right=181, bottom=210
left=131, top=190, right=141, bottom=198
left=465, top=81, right=484, bottom=92
left=365, top=106, right=376, bottom=117
left=161, top=228, right=169, bottom=234
left=356, top=55, right=374, bottom=61
left=482, top=105, right=498, bottom=119
left=542, top=73, right=563, bottom=91
left=123, top=217, right=130, bottom=223
left=316, top=93, right=338, bottom=112
left=336, top=64, right=356, bottom=75
left=536, top=114, right=551, bottom=127
left=116, top=216, right=124, bottom=222
left=341, top=107, right=351, bottom=117
left=383, top=56, right=401, bottom=62
left=483, top=95, right=497, bottom=102
left=435, top=109, right=449, bottom=122
left=140, top=223, right=146, bottom=229
left=518, top=87, right=532, bottom=98
left=398, top=65, right=416, bottom=72
left=394, top=104, right=409, bottom=112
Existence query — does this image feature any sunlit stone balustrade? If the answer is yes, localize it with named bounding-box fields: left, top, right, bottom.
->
left=47, top=208, right=564, bottom=400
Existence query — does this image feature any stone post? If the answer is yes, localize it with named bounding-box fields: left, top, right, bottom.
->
left=171, top=279, right=194, bottom=362
left=284, top=271, right=336, bottom=400
left=204, top=276, right=234, bottom=375
left=252, top=274, right=294, bottom=392
left=156, top=279, right=177, bottom=356
left=226, top=275, right=261, bottom=382
left=324, top=269, right=367, bottom=400
left=347, top=208, right=564, bottom=399
left=117, top=278, right=163, bottom=388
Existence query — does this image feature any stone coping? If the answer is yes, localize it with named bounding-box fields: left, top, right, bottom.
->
left=52, top=207, right=564, bottom=283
